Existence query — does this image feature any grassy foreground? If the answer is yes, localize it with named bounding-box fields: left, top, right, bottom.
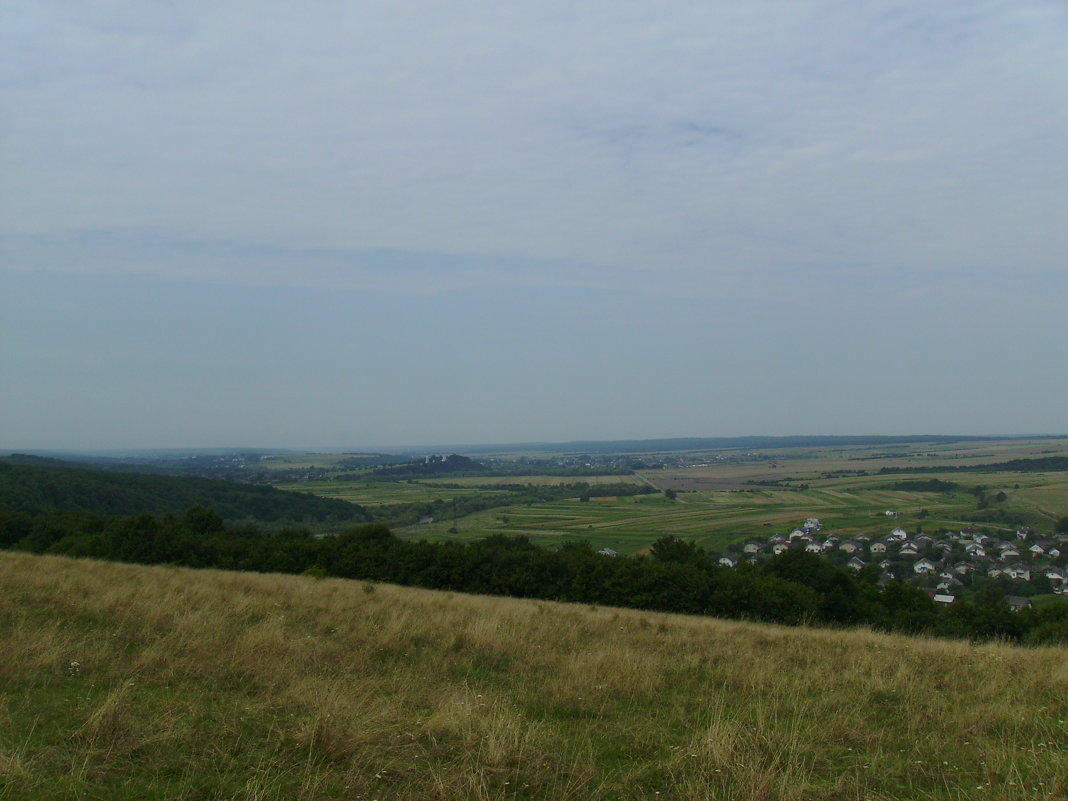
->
left=1, top=553, right=1065, bottom=801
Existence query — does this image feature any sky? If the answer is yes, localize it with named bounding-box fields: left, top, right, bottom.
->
left=2, top=0, right=1066, bottom=451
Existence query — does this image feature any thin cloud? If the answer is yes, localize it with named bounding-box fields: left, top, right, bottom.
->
left=2, top=1, right=1066, bottom=288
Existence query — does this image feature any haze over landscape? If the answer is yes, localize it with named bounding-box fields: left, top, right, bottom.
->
left=2, top=1, right=1066, bottom=450
left=5, top=8, right=1068, bottom=797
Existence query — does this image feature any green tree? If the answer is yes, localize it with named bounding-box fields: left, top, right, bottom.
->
left=649, top=536, right=704, bottom=564
left=183, top=505, right=224, bottom=534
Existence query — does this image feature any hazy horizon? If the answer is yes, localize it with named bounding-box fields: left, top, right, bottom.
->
left=5, top=433, right=1066, bottom=460
left=3, top=2, right=1066, bottom=450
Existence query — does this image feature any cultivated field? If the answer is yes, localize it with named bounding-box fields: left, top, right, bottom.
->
left=399, top=439, right=1068, bottom=552
left=404, top=475, right=1068, bottom=554
left=257, top=453, right=356, bottom=471
left=642, top=439, right=1068, bottom=492
left=1, top=552, right=1064, bottom=800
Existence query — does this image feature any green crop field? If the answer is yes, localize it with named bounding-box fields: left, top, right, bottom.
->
left=256, top=453, right=356, bottom=471
left=405, top=475, right=1068, bottom=554
left=390, top=439, right=1068, bottom=553
left=275, top=439, right=1068, bottom=551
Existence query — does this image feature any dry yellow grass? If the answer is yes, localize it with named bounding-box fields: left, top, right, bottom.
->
left=1, top=551, right=1066, bottom=800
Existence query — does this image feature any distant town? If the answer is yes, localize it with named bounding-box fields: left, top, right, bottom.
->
left=713, top=517, right=1067, bottom=606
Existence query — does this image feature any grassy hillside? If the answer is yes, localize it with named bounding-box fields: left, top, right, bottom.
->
left=1, top=552, right=1065, bottom=800
left=0, top=462, right=371, bottom=523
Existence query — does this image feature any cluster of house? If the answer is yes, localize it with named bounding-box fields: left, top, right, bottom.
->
left=716, top=518, right=1068, bottom=602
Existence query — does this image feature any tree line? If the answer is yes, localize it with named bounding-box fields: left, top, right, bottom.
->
left=2, top=507, right=1067, bottom=645
left=0, top=462, right=373, bottom=523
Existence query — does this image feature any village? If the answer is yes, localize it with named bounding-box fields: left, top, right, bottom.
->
left=714, top=515, right=1068, bottom=606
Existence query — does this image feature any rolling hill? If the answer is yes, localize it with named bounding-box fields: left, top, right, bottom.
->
left=1, top=551, right=1064, bottom=800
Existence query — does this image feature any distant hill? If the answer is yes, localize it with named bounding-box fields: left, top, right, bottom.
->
left=443, top=434, right=1062, bottom=455
left=0, top=462, right=371, bottom=523
left=2, top=453, right=97, bottom=470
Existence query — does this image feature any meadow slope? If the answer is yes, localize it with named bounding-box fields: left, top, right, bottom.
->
left=1, top=552, right=1065, bottom=801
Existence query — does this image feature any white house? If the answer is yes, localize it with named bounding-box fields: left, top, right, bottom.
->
left=913, top=558, right=938, bottom=574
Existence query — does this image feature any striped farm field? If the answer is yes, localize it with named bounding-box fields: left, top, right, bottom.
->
left=401, top=473, right=1068, bottom=555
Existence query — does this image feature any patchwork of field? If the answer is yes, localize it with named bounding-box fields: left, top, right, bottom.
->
left=256, top=453, right=356, bottom=470
left=645, top=438, right=1068, bottom=491
left=420, top=476, right=1067, bottom=554
left=276, top=439, right=1068, bottom=551
left=401, top=442, right=1068, bottom=554
left=400, top=487, right=981, bottom=554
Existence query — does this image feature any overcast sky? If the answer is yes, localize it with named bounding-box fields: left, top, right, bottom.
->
left=2, top=1, right=1066, bottom=451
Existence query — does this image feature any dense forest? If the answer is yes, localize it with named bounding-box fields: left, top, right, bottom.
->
left=0, top=462, right=372, bottom=523
left=3, top=506, right=1067, bottom=645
